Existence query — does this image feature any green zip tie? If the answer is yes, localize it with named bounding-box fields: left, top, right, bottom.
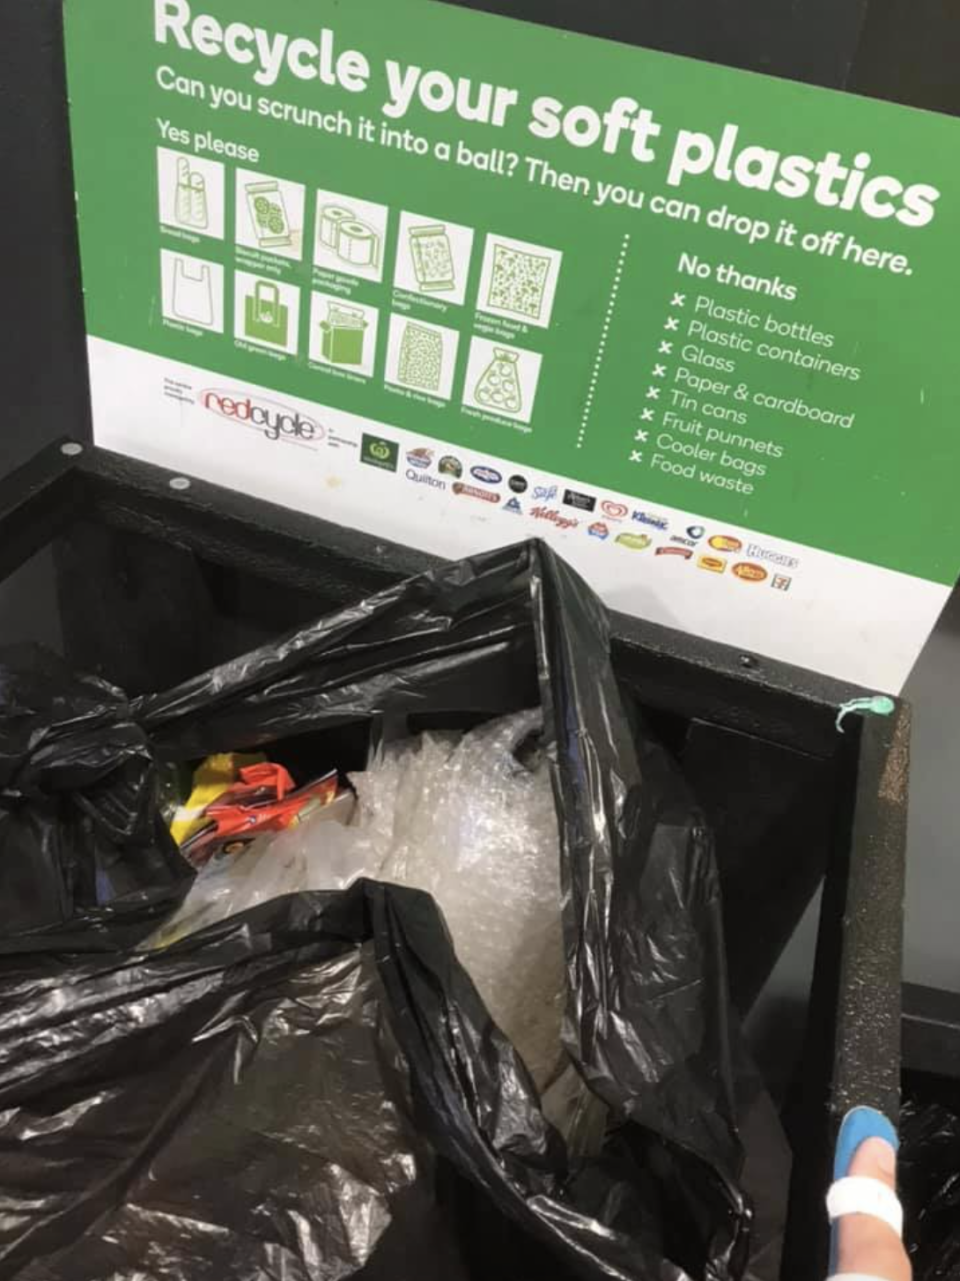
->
left=835, top=695, right=896, bottom=734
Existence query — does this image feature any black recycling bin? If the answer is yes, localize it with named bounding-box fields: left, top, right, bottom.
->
left=898, top=985, right=960, bottom=1279
left=0, top=438, right=908, bottom=1281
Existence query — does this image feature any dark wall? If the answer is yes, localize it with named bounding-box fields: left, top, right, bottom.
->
left=458, top=0, right=870, bottom=86
left=0, top=0, right=89, bottom=481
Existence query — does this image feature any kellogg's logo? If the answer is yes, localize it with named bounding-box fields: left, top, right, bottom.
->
left=530, top=506, right=578, bottom=531
left=202, top=390, right=321, bottom=445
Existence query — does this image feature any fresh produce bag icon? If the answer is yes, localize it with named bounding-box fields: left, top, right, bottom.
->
left=244, top=280, right=289, bottom=347
left=475, top=347, right=522, bottom=414
left=172, top=257, right=214, bottom=328
left=174, top=158, right=208, bottom=231
left=246, top=181, right=293, bottom=249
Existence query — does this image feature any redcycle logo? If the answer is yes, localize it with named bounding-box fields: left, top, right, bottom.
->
left=201, top=390, right=322, bottom=445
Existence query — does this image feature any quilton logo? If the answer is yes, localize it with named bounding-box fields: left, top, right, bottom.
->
left=202, top=389, right=321, bottom=445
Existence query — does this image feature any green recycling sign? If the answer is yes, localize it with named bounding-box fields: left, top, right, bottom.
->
left=65, top=0, right=960, bottom=689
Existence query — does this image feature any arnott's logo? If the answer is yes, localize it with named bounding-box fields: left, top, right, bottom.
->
left=201, top=389, right=322, bottom=444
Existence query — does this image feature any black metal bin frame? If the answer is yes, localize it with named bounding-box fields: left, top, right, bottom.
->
left=0, top=438, right=908, bottom=1280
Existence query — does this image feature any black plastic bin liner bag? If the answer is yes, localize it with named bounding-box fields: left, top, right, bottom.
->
left=0, top=646, right=190, bottom=946
left=0, top=540, right=784, bottom=1280
left=900, top=1084, right=960, bottom=1281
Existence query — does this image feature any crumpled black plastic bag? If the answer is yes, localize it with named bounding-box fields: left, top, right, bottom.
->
left=0, top=540, right=775, bottom=1280
left=900, top=1084, right=960, bottom=1281
left=0, top=646, right=191, bottom=947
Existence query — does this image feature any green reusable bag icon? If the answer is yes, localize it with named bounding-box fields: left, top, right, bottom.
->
left=245, top=280, right=289, bottom=346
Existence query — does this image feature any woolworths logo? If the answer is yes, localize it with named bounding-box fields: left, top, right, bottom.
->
left=361, top=433, right=399, bottom=472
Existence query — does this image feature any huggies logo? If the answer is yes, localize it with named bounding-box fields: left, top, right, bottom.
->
left=201, top=389, right=323, bottom=445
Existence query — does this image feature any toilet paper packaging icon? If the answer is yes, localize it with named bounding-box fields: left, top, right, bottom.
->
left=318, top=202, right=382, bottom=271
left=318, top=205, right=354, bottom=249
left=337, top=220, right=380, bottom=269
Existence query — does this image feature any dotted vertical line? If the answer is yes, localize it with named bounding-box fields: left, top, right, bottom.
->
left=577, top=233, right=630, bottom=450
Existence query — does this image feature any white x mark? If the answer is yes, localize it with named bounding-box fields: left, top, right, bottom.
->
left=646, top=387, right=661, bottom=400
left=634, top=429, right=649, bottom=443
left=672, top=293, right=686, bottom=306
left=665, top=318, right=680, bottom=332
left=641, top=408, right=655, bottom=422
left=653, top=364, right=667, bottom=378
left=659, top=341, right=673, bottom=354
left=630, top=451, right=644, bottom=463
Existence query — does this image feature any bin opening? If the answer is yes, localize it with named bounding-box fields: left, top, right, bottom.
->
left=0, top=443, right=907, bottom=1281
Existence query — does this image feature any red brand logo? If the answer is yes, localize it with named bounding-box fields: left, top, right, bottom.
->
left=733, top=563, right=769, bottom=582
left=530, top=506, right=579, bottom=531
left=453, top=483, right=500, bottom=504
left=201, top=389, right=321, bottom=444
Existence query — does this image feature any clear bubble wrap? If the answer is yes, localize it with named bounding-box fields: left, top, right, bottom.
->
left=152, top=711, right=566, bottom=1090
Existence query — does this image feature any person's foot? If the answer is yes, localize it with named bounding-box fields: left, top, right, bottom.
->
left=835, top=1135, right=911, bottom=1281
